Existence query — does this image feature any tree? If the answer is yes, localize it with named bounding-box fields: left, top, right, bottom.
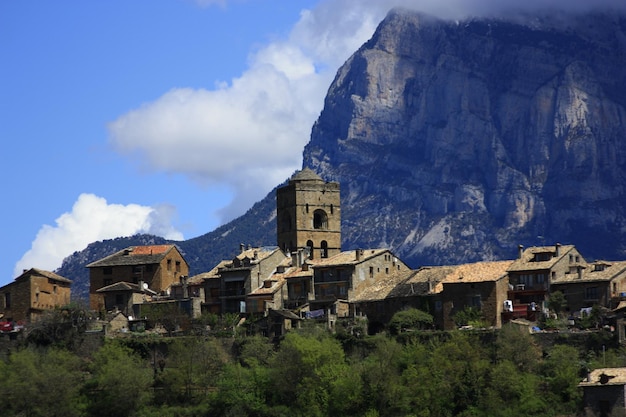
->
left=547, top=291, right=567, bottom=316
left=85, top=341, right=153, bottom=417
left=0, top=347, right=85, bottom=417
left=388, top=308, right=433, bottom=334
left=269, top=332, right=348, bottom=416
left=26, top=302, right=91, bottom=350
left=452, top=306, right=485, bottom=328
left=495, top=323, right=542, bottom=373
left=541, top=344, right=583, bottom=413
left=158, top=337, right=228, bottom=403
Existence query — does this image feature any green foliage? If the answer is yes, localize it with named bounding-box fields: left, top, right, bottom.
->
left=2, top=321, right=618, bottom=416
left=26, top=302, right=92, bottom=350
left=0, top=347, right=85, bottom=417
left=141, top=303, right=190, bottom=335
left=541, top=344, right=583, bottom=413
left=85, top=341, right=153, bottom=417
left=452, top=306, right=485, bottom=328
left=495, top=324, right=542, bottom=372
left=388, top=308, right=433, bottom=334
left=547, top=291, right=567, bottom=316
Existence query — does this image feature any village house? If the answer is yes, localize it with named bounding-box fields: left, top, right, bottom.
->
left=505, top=244, right=585, bottom=321
left=437, top=260, right=512, bottom=330
left=83, top=169, right=626, bottom=336
left=352, top=261, right=512, bottom=331
left=217, top=245, right=286, bottom=314
left=0, top=268, right=72, bottom=323
left=550, top=260, right=626, bottom=315
left=87, top=244, right=189, bottom=311
left=309, top=248, right=411, bottom=318
left=580, top=367, right=626, bottom=417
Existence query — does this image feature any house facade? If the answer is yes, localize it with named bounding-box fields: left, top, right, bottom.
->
left=218, top=246, right=287, bottom=314
left=0, top=268, right=72, bottom=323
left=551, top=261, right=626, bottom=315
left=580, top=367, right=626, bottom=417
left=505, top=244, right=584, bottom=321
left=87, top=244, right=189, bottom=311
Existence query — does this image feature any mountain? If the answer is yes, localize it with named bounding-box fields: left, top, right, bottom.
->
left=59, top=8, right=626, bottom=301
left=305, top=8, right=626, bottom=265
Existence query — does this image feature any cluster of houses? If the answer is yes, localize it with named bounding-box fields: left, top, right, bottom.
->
left=4, top=169, right=626, bottom=339
left=6, top=168, right=626, bottom=414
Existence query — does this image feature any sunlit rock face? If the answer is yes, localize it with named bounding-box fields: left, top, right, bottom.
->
left=304, top=9, right=626, bottom=266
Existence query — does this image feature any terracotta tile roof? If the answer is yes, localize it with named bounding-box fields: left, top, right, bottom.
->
left=353, top=261, right=512, bottom=302
left=188, top=260, right=229, bottom=283
left=552, top=261, right=626, bottom=284
left=129, top=245, right=171, bottom=255
left=96, top=281, right=141, bottom=293
left=21, top=268, right=72, bottom=284
left=86, top=245, right=181, bottom=268
left=434, top=260, right=511, bottom=292
left=248, top=278, right=285, bottom=296
left=507, top=245, right=576, bottom=272
left=351, top=269, right=419, bottom=302
left=579, top=368, right=626, bottom=386
left=312, top=249, right=389, bottom=267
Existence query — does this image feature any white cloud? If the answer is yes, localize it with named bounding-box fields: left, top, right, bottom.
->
left=108, top=0, right=626, bottom=226
left=13, top=194, right=183, bottom=277
left=107, top=1, right=383, bottom=224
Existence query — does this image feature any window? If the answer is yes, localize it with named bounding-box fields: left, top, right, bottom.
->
left=585, top=287, right=599, bottom=300
left=313, top=209, right=328, bottom=229
left=307, top=240, right=314, bottom=259
left=4, top=292, right=10, bottom=309
left=321, top=241, right=328, bottom=258
left=167, top=259, right=172, bottom=271
left=468, top=295, right=482, bottom=308
left=369, top=266, right=374, bottom=279
left=176, top=261, right=181, bottom=272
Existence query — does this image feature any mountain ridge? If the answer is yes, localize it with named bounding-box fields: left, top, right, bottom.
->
left=57, top=9, right=626, bottom=301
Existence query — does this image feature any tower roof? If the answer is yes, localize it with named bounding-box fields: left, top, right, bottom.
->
left=290, top=168, right=322, bottom=182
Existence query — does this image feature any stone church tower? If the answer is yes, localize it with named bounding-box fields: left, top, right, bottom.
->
left=276, top=168, right=341, bottom=260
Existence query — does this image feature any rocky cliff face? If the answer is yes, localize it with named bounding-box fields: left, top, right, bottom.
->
left=60, top=9, right=626, bottom=298
left=304, top=9, right=626, bottom=265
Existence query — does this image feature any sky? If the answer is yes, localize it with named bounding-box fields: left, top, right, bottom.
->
left=1, top=0, right=624, bottom=288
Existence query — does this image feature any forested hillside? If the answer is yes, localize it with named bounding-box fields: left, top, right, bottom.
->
left=0, top=307, right=620, bottom=417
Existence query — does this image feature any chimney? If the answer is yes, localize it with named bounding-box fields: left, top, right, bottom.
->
left=518, top=245, right=524, bottom=259
left=555, top=243, right=561, bottom=257
left=240, top=243, right=245, bottom=253
left=578, top=266, right=583, bottom=280
left=356, top=249, right=361, bottom=261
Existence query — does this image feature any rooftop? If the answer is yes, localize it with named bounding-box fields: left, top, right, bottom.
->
left=86, top=245, right=180, bottom=268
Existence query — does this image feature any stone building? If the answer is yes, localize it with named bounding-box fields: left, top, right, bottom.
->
left=506, top=244, right=585, bottom=320
left=580, top=367, right=626, bottom=417
left=87, top=244, right=189, bottom=311
left=310, top=248, right=411, bottom=317
left=0, top=268, right=72, bottom=323
left=551, top=261, right=626, bottom=314
left=276, top=168, right=341, bottom=260
left=217, top=246, right=286, bottom=314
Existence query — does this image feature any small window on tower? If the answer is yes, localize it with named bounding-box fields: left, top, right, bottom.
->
left=313, top=210, right=328, bottom=229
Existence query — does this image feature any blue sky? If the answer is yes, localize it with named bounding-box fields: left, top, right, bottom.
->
left=1, top=0, right=623, bottom=288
